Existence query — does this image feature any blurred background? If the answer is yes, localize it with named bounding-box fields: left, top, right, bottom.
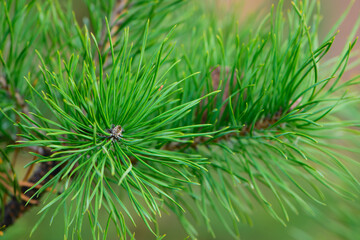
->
left=2, top=0, right=360, bottom=239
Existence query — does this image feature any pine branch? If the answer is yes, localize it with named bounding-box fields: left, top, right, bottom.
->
left=1, top=0, right=359, bottom=239
left=0, top=0, right=137, bottom=232
left=163, top=67, right=288, bottom=151
left=1, top=105, right=284, bottom=230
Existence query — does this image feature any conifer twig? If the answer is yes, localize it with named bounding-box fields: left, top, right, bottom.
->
left=0, top=1, right=132, bottom=231
left=1, top=0, right=359, bottom=237
left=0, top=63, right=287, bottom=231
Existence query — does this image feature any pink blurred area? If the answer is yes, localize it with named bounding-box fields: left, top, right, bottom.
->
left=321, top=0, right=360, bottom=77
left=217, top=0, right=360, bottom=76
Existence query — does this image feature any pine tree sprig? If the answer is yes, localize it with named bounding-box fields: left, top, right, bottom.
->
left=1, top=0, right=360, bottom=239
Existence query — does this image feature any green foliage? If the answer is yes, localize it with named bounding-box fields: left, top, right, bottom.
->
left=1, top=0, right=360, bottom=239
left=0, top=0, right=37, bottom=140
left=164, top=1, right=360, bottom=237
left=290, top=189, right=360, bottom=240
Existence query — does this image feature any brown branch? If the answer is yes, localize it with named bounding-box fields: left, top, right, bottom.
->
left=0, top=158, right=62, bottom=230
left=22, top=156, right=37, bottom=182
left=0, top=174, right=40, bottom=205
left=0, top=140, right=56, bottom=230
left=162, top=108, right=284, bottom=151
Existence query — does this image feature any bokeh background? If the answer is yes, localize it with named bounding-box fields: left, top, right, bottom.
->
left=2, top=0, right=360, bottom=239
